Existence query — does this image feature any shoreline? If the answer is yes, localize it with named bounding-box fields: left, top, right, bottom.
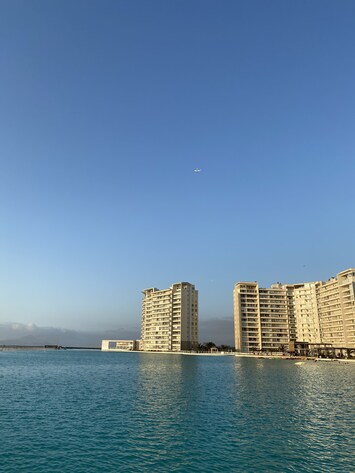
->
left=234, top=353, right=355, bottom=363
left=2, top=346, right=354, bottom=362
left=103, top=350, right=235, bottom=356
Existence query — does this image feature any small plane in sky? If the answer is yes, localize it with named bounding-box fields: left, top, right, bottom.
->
left=194, top=168, right=202, bottom=173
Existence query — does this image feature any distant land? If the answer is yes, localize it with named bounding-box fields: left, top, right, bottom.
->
left=0, top=319, right=234, bottom=347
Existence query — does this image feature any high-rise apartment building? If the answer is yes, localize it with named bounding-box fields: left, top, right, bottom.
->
left=234, top=282, right=292, bottom=352
left=234, top=268, right=355, bottom=352
left=141, top=282, right=198, bottom=352
left=293, top=283, right=321, bottom=344
left=316, top=269, right=355, bottom=347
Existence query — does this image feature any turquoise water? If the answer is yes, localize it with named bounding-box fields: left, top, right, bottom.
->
left=0, top=351, right=354, bottom=472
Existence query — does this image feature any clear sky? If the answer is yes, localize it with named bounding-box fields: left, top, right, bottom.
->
left=1, top=0, right=354, bottom=341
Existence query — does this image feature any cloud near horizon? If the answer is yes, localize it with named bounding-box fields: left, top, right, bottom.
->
left=0, top=323, right=139, bottom=347
left=0, top=318, right=234, bottom=347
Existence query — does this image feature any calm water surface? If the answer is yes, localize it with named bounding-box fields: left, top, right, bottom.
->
left=0, top=351, right=354, bottom=472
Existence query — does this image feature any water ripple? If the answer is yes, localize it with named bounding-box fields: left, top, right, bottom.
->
left=0, top=352, right=354, bottom=472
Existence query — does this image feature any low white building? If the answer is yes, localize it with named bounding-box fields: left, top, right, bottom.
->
left=101, top=340, right=140, bottom=351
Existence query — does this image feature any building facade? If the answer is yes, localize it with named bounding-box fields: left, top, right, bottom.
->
left=293, top=283, right=321, bottom=344
left=316, top=269, right=355, bottom=347
left=234, top=268, right=355, bottom=352
left=234, top=282, right=292, bottom=353
left=141, top=282, right=198, bottom=352
left=101, top=340, right=140, bottom=351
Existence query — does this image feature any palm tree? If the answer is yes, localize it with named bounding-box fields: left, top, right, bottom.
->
left=197, top=343, right=207, bottom=352
left=219, top=344, right=232, bottom=352
left=205, top=342, right=217, bottom=352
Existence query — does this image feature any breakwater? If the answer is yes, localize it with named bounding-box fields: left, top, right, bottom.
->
left=0, top=345, right=100, bottom=351
left=0, top=345, right=62, bottom=351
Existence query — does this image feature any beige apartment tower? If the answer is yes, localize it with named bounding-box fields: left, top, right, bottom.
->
left=316, top=269, right=355, bottom=347
left=233, top=282, right=292, bottom=353
left=141, top=282, right=198, bottom=352
left=234, top=268, right=355, bottom=352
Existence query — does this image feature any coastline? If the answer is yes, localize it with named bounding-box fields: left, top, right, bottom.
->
left=103, top=350, right=235, bottom=356
left=2, top=346, right=354, bottom=362
left=234, top=353, right=355, bottom=363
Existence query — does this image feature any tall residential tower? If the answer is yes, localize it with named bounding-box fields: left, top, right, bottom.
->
left=234, top=268, right=355, bottom=352
left=141, top=282, right=198, bottom=352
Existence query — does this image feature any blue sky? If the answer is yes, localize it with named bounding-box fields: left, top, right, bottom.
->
left=1, top=0, right=354, bottom=340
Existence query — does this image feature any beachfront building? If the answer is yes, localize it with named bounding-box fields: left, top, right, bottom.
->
left=233, top=282, right=292, bottom=353
left=293, top=282, right=321, bottom=344
left=316, top=269, right=355, bottom=347
left=101, top=340, right=140, bottom=351
left=234, top=268, right=355, bottom=352
left=141, top=282, right=198, bottom=352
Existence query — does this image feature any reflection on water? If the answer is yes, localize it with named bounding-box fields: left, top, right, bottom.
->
left=0, top=351, right=354, bottom=472
left=234, top=359, right=355, bottom=472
